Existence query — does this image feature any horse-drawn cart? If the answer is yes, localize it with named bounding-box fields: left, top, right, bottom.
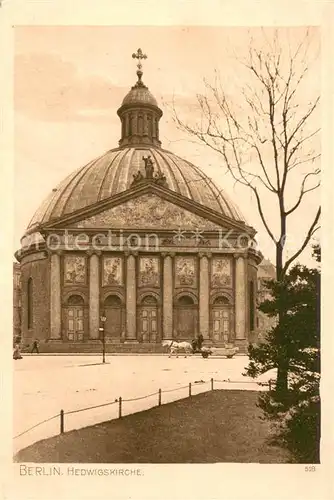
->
left=162, top=340, right=239, bottom=358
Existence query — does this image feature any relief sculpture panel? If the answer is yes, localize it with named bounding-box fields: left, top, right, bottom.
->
left=138, top=257, right=160, bottom=287
left=74, top=194, right=223, bottom=230
left=64, top=255, right=86, bottom=284
left=103, top=257, right=123, bottom=286
left=175, top=256, right=196, bottom=287
left=211, top=257, right=232, bottom=287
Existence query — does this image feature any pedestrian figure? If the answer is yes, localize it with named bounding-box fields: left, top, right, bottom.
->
left=13, top=343, right=22, bottom=360
left=197, top=334, right=204, bottom=350
left=31, top=339, right=39, bottom=354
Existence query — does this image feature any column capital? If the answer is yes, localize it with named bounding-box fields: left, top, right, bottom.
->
left=124, top=250, right=138, bottom=257
left=199, top=252, right=211, bottom=259
left=48, top=249, right=63, bottom=257
left=233, top=252, right=247, bottom=260
left=162, top=251, right=175, bottom=258
left=87, top=249, right=102, bottom=257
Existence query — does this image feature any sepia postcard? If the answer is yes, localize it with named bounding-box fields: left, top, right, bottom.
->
left=0, top=1, right=333, bottom=500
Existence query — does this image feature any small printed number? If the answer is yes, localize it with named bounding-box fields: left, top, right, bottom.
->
left=305, top=466, right=316, bottom=472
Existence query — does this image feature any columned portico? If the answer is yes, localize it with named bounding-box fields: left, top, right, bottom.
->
left=235, top=254, right=247, bottom=340
left=50, top=252, right=61, bottom=339
left=162, top=252, right=173, bottom=339
left=89, top=252, right=100, bottom=339
left=126, top=253, right=137, bottom=340
left=199, top=253, right=210, bottom=339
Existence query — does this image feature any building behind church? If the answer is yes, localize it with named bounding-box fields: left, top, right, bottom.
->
left=15, top=49, right=266, bottom=353
left=256, top=258, right=277, bottom=342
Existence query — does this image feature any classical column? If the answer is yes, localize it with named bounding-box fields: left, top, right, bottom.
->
left=50, top=252, right=61, bottom=339
left=199, top=253, right=210, bottom=339
left=152, top=116, right=156, bottom=138
left=162, top=253, right=173, bottom=339
left=125, top=113, right=130, bottom=136
left=132, top=114, right=137, bottom=135
left=126, top=253, right=137, bottom=340
left=235, top=254, right=247, bottom=339
left=89, top=252, right=100, bottom=340
left=144, top=113, right=148, bottom=135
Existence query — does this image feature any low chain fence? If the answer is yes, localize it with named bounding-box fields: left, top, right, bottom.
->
left=14, top=378, right=274, bottom=446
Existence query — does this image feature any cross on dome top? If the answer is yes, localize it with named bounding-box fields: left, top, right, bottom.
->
left=117, top=48, right=162, bottom=148
left=132, top=48, right=147, bottom=86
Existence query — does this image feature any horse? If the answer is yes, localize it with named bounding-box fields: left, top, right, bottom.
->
left=162, top=340, right=193, bottom=358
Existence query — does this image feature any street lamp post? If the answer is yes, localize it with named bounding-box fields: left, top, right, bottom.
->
left=99, top=312, right=107, bottom=364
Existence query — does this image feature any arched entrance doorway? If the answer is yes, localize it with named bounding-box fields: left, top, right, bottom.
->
left=211, top=296, right=232, bottom=343
left=138, top=295, right=158, bottom=342
left=65, top=295, right=84, bottom=341
left=175, top=295, right=196, bottom=340
left=104, top=295, right=123, bottom=340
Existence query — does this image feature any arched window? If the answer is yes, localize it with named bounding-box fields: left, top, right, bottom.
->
left=27, top=278, right=33, bottom=329
left=249, top=280, right=255, bottom=331
left=104, top=295, right=122, bottom=307
left=177, top=295, right=194, bottom=306
left=213, top=296, right=230, bottom=306
left=141, top=295, right=157, bottom=306
left=67, top=294, right=84, bottom=306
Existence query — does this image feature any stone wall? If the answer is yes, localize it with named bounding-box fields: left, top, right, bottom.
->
left=20, top=254, right=50, bottom=344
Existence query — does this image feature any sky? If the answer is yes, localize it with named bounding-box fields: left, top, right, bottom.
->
left=14, top=25, right=321, bottom=266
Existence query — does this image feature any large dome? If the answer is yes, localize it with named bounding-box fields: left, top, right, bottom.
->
left=26, top=146, right=245, bottom=233
left=25, top=51, right=246, bottom=236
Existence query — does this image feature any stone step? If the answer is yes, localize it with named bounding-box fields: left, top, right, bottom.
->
left=22, top=340, right=249, bottom=354
left=33, top=343, right=168, bottom=354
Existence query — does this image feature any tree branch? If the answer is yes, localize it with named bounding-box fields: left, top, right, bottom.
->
left=283, top=207, right=321, bottom=273
left=285, top=170, right=321, bottom=215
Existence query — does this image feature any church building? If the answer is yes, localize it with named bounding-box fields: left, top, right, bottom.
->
left=15, top=49, right=262, bottom=352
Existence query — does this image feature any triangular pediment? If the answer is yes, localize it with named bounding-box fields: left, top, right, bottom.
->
left=41, top=183, right=255, bottom=236
left=70, top=193, right=224, bottom=231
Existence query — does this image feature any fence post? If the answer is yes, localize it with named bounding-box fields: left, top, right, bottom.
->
left=189, top=382, right=192, bottom=397
left=268, top=380, right=272, bottom=391
left=118, top=397, right=122, bottom=418
left=211, top=378, right=214, bottom=391
left=158, top=388, right=162, bottom=406
left=60, top=409, right=64, bottom=434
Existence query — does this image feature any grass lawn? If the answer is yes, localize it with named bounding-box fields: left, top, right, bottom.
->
left=14, top=390, right=291, bottom=463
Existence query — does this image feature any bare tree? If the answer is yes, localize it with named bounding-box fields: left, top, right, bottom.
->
left=172, top=29, right=320, bottom=393
left=173, top=29, right=320, bottom=277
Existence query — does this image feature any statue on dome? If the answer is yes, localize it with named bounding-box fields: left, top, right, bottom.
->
left=131, top=170, right=144, bottom=186
left=131, top=157, right=169, bottom=188
left=143, top=155, right=154, bottom=179
left=154, top=171, right=168, bottom=188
